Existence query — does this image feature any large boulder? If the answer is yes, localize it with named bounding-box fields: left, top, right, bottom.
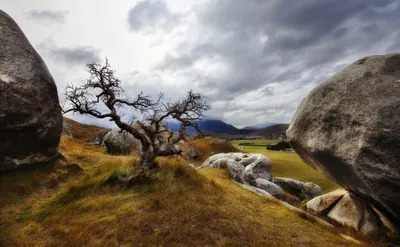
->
left=287, top=54, right=400, bottom=226
left=272, top=177, right=322, bottom=201
left=0, top=11, right=62, bottom=171
left=103, top=128, right=141, bottom=155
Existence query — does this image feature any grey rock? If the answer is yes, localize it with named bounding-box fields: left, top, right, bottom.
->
left=239, top=184, right=275, bottom=199
left=242, top=154, right=272, bottom=181
left=200, top=152, right=271, bottom=182
left=272, top=177, right=322, bottom=201
left=227, top=160, right=245, bottom=183
left=287, top=53, right=400, bottom=225
left=256, top=178, right=286, bottom=201
left=327, top=193, right=380, bottom=237
left=103, top=128, right=141, bottom=155
left=307, top=189, right=347, bottom=215
left=371, top=205, right=399, bottom=234
left=0, top=10, right=62, bottom=171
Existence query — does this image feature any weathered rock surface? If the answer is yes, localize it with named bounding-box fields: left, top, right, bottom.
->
left=287, top=54, right=400, bottom=226
left=0, top=10, right=63, bottom=171
left=272, top=177, right=322, bottom=201
left=242, top=154, right=272, bottom=181
left=200, top=153, right=271, bottom=182
left=327, top=193, right=381, bottom=237
left=306, top=189, right=347, bottom=214
left=103, top=128, right=141, bottom=155
left=226, top=160, right=245, bottom=183
left=256, top=178, right=286, bottom=200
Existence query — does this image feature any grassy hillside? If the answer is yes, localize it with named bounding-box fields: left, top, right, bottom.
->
left=63, top=117, right=106, bottom=142
left=252, top=124, right=289, bottom=138
left=231, top=139, right=340, bottom=192
left=1, top=135, right=386, bottom=246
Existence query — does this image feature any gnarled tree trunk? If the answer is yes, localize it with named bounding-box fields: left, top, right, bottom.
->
left=139, top=146, right=157, bottom=171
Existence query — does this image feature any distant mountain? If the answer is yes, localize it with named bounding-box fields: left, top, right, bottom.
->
left=242, top=123, right=277, bottom=131
left=252, top=124, right=290, bottom=138
left=166, top=119, right=250, bottom=134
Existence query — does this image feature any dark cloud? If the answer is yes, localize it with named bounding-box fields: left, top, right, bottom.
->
left=48, top=46, right=101, bottom=66
left=147, top=0, right=400, bottom=125
left=27, top=10, right=68, bottom=23
left=128, top=0, right=182, bottom=32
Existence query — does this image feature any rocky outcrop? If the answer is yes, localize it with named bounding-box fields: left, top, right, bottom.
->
left=200, top=153, right=271, bottom=184
left=327, top=193, right=381, bottom=237
left=272, top=177, right=322, bottom=201
left=103, top=128, right=141, bottom=155
left=0, top=10, right=62, bottom=171
left=287, top=53, right=400, bottom=226
left=307, top=190, right=397, bottom=238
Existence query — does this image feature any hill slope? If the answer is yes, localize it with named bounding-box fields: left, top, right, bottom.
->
left=243, top=123, right=277, bottom=130
left=0, top=135, right=369, bottom=247
left=167, top=119, right=251, bottom=135
left=63, top=117, right=106, bottom=141
left=252, top=124, right=290, bottom=138
left=0, top=119, right=385, bottom=246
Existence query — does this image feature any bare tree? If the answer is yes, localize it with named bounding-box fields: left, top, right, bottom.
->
left=64, top=59, right=210, bottom=171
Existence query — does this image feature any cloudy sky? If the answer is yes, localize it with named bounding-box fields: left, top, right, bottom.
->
left=2, top=0, right=400, bottom=128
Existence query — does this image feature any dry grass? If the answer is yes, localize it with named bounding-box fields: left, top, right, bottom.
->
left=0, top=135, right=390, bottom=246
left=184, top=136, right=241, bottom=164
left=63, top=117, right=105, bottom=142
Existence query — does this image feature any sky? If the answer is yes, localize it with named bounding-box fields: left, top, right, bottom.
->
left=1, top=0, right=400, bottom=128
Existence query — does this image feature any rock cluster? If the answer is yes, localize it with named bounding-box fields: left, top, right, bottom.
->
left=307, top=190, right=396, bottom=237
left=199, top=152, right=322, bottom=204
left=0, top=10, right=63, bottom=171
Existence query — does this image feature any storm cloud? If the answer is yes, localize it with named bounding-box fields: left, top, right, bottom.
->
left=3, top=0, right=399, bottom=128
left=128, top=0, right=182, bottom=32
left=127, top=0, right=400, bottom=126
left=47, top=46, right=101, bottom=66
